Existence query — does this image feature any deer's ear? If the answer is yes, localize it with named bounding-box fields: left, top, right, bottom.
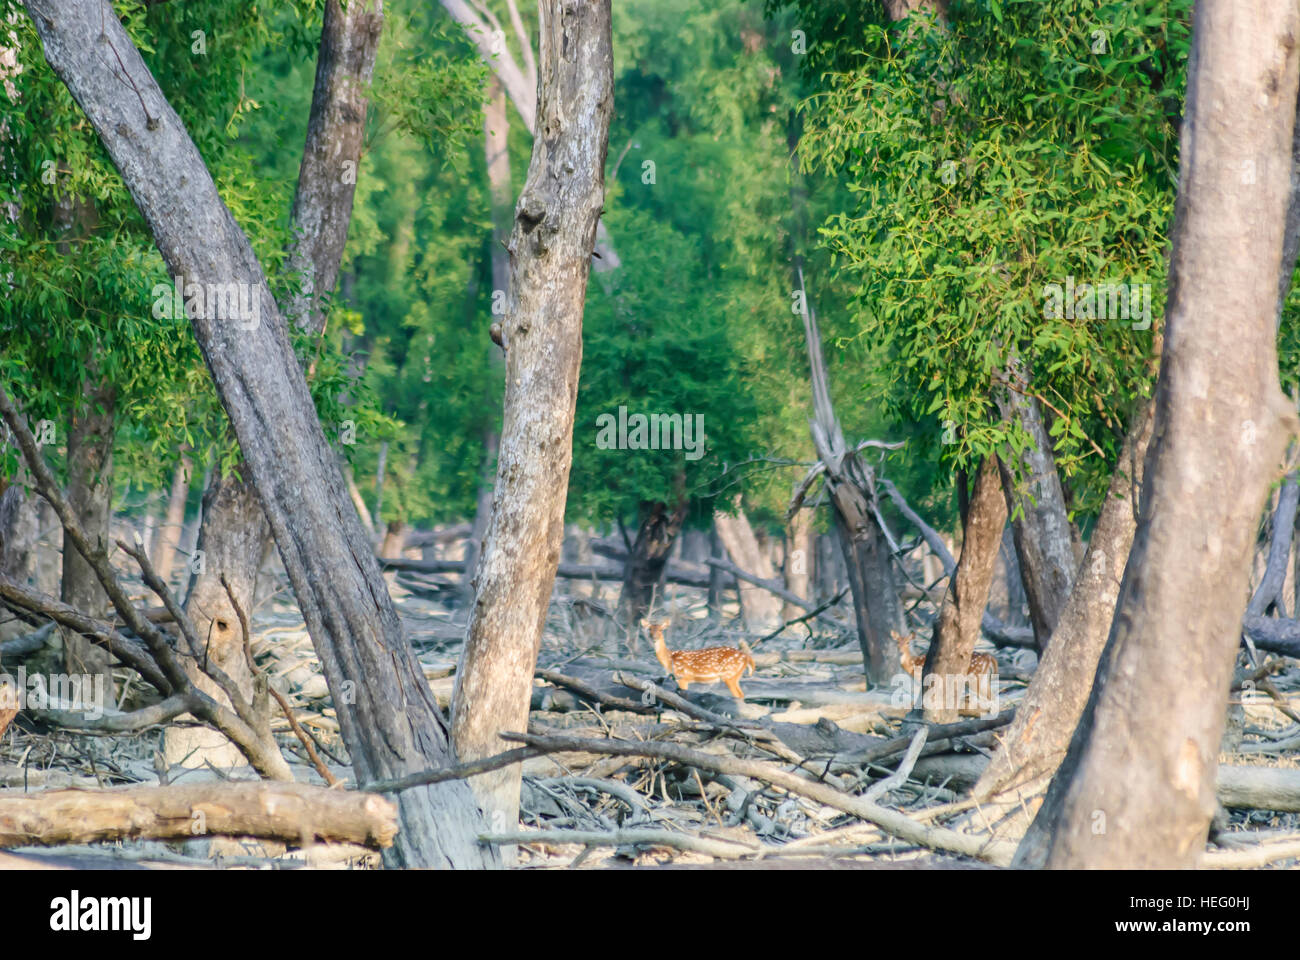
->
left=639, top=619, right=650, bottom=629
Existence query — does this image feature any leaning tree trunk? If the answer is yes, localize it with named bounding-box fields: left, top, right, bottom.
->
left=973, top=397, right=1155, bottom=802
left=61, top=379, right=115, bottom=691
left=1017, top=0, right=1300, bottom=869
left=617, top=491, right=689, bottom=641
left=450, top=0, right=613, bottom=839
left=922, top=455, right=1006, bottom=723
left=463, top=78, right=511, bottom=604
left=26, top=0, right=494, bottom=868
left=996, top=370, right=1077, bottom=652
left=159, top=0, right=385, bottom=774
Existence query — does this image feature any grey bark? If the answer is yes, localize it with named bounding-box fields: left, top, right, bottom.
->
left=1247, top=473, right=1298, bottom=618
left=438, top=0, right=619, bottom=272
left=24, top=0, right=494, bottom=868
left=163, top=468, right=271, bottom=769
left=450, top=0, right=613, bottom=839
left=996, top=371, right=1077, bottom=652
left=1017, top=0, right=1300, bottom=868
left=797, top=272, right=904, bottom=684
left=285, top=0, right=383, bottom=331
left=974, top=397, right=1155, bottom=800
left=713, top=503, right=783, bottom=634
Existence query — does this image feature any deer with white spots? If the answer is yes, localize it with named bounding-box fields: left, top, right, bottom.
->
left=642, top=620, right=755, bottom=700
left=893, top=630, right=998, bottom=714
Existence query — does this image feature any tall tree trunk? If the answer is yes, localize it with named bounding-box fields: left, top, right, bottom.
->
left=379, top=520, right=406, bottom=559
left=27, top=0, right=494, bottom=868
left=713, top=502, right=783, bottom=633
left=922, top=455, right=1006, bottom=723
left=439, top=0, right=619, bottom=272
left=973, top=397, right=1155, bottom=802
left=996, top=372, right=1076, bottom=652
left=617, top=491, right=689, bottom=641
left=1017, top=0, right=1299, bottom=868
left=163, top=469, right=271, bottom=769
left=783, top=504, right=814, bottom=620
left=0, top=479, right=39, bottom=589
left=61, top=379, right=115, bottom=691
left=450, top=0, right=613, bottom=839
left=150, top=449, right=191, bottom=585
left=464, top=77, right=511, bottom=604
left=285, top=0, right=383, bottom=332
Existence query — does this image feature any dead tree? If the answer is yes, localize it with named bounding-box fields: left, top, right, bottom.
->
left=793, top=270, right=905, bottom=685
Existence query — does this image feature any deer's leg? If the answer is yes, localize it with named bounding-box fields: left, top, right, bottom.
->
left=725, top=677, right=744, bottom=699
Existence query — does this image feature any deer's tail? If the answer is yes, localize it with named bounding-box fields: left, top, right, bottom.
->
left=739, top=639, right=755, bottom=675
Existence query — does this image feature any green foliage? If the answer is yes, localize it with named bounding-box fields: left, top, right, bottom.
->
left=779, top=0, right=1189, bottom=520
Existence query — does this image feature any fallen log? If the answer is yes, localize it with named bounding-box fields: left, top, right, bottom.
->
left=1242, top=616, right=1300, bottom=658
left=0, top=781, right=398, bottom=850
left=1217, top=764, right=1300, bottom=812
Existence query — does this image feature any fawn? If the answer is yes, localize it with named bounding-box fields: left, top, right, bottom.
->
left=893, top=630, right=997, bottom=711
left=641, top=619, right=755, bottom=699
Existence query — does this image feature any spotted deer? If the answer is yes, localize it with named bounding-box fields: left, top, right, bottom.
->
left=893, top=630, right=998, bottom=711
left=641, top=619, right=755, bottom=699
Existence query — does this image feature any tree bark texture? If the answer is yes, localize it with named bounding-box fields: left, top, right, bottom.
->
left=922, top=455, right=1006, bottom=723
left=1018, top=0, right=1300, bottom=868
left=973, top=397, right=1154, bottom=801
left=24, top=0, right=494, bottom=868
left=450, top=0, right=613, bottom=838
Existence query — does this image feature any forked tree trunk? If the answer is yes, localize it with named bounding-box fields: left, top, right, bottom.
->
left=439, top=0, right=620, bottom=272
left=973, top=397, right=1154, bottom=801
left=996, top=373, right=1076, bottom=652
left=450, top=0, right=613, bottom=838
left=797, top=272, right=904, bottom=684
left=1018, top=0, right=1300, bottom=868
left=713, top=502, right=783, bottom=633
left=61, top=379, right=115, bottom=691
left=151, top=449, right=191, bottom=584
left=922, top=455, right=1006, bottom=723
left=26, top=0, right=493, bottom=868
left=617, top=493, right=689, bottom=641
